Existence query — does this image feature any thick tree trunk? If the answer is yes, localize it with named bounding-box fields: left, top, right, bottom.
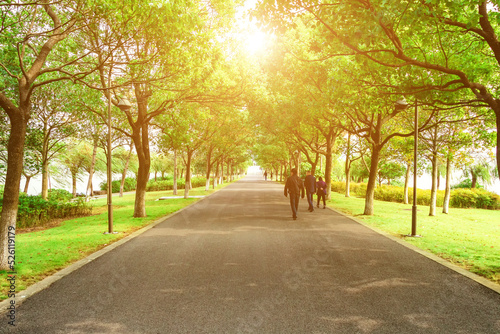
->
left=132, top=122, right=151, bottom=218
left=173, top=149, right=178, bottom=195
left=120, top=145, right=133, bottom=197
left=404, top=162, right=411, bottom=205
left=134, top=163, right=149, bottom=217
left=429, top=151, right=438, bottom=216
left=0, top=113, right=28, bottom=270
left=443, top=156, right=451, bottom=214
left=184, top=150, right=193, bottom=199
left=471, top=169, right=477, bottom=188
left=496, top=113, right=500, bottom=180
left=363, top=145, right=381, bottom=216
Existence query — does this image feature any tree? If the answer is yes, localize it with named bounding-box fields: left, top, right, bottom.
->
left=81, top=0, right=245, bottom=216
left=0, top=1, right=96, bottom=270
left=30, top=82, right=85, bottom=199
left=254, top=0, right=500, bottom=177
left=57, top=141, right=90, bottom=197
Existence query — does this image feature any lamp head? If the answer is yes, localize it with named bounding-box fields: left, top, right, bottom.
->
left=117, top=98, right=132, bottom=111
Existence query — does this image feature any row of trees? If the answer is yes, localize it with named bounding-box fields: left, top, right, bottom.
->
left=250, top=0, right=498, bottom=216
left=0, top=1, right=257, bottom=270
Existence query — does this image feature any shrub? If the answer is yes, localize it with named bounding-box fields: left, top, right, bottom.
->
left=146, top=177, right=206, bottom=192
left=331, top=181, right=499, bottom=210
left=450, top=188, right=500, bottom=210
left=48, top=189, right=73, bottom=202
left=331, top=181, right=367, bottom=197
left=13, top=194, right=93, bottom=229
left=100, top=177, right=136, bottom=193
left=451, top=178, right=483, bottom=189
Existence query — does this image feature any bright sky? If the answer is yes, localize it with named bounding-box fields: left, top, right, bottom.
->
left=236, top=0, right=272, bottom=55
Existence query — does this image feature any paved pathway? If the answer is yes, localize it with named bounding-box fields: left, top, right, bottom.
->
left=5, top=175, right=500, bottom=333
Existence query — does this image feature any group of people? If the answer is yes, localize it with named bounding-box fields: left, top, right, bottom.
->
left=284, top=168, right=327, bottom=220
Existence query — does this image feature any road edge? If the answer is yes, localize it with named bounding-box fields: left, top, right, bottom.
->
left=326, top=206, right=500, bottom=295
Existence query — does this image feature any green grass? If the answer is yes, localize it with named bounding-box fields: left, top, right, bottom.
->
left=0, top=184, right=230, bottom=300
left=328, top=192, right=500, bottom=284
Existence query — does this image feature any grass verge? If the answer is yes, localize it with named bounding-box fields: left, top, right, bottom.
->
left=328, top=192, right=500, bottom=285
left=0, top=183, right=231, bottom=300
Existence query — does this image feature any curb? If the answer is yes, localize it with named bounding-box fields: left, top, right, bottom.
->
left=326, top=205, right=500, bottom=295
left=0, top=183, right=229, bottom=314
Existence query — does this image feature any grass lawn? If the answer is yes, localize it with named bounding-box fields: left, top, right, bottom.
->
left=328, top=192, right=500, bottom=285
left=0, top=184, right=230, bottom=300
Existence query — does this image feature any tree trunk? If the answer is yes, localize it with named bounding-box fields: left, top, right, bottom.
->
left=345, top=132, right=351, bottom=198
left=220, top=158, right=224, bottom=184
left=120, top=145, right=133, bottom=197
left=72, top=172, right=77, bottom=198
left=86, top=137, right=99, bottom=198
left=205, top=148, right=212, bottom=191
left=363, top=145, right=381, bottom=216
left=184, top=150, right=193, bottom=199
left=471, top=168, right=477, bottom=188
left=0, top=114, right=28, bottom=270
left=41, top=156, right=49, bottom=200
left=173, top=149, right=178, bottom=195
left=132, top=122, right=151, bottom=218
left=443, top=156, right=451, bottom=214
left=23, top=175, right=31, bottom=193
left=404, top=162, right=411, bottom=205
left=134, top=158, right=149, bottom=217
left=213, top=159, right=219, bottom=189
left=429, top=150, right=438, bottom=216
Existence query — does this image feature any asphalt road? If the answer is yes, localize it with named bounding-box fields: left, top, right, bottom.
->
left=5, top=175, right=500, bottom=333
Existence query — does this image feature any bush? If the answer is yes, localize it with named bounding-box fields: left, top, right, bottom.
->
left=100, top=177, right=136, bottom=193
left=451, top=178, right=483, bottom=189
left=450, top=188, right=500, bottom=210
left=146, top=176, right=207, bottom=192
left=13, top=194, right=93, bottom=229
left=331, top=181, right=499, bottom=210
left=48, top=189, right=73, bottom=202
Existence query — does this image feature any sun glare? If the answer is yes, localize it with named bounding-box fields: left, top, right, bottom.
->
left=244, top=29, right=268, bottom=54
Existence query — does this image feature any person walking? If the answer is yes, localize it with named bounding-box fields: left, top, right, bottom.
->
left=316, top=176, right=327, bottom=209
left=263, top=171, right=267, bottom=181
left=304, top=170, right=316, bottom=212
left=284, top=168, right=305, bottom=220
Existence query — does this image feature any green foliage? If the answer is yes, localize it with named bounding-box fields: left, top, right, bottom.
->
left=100, top=177, right=137, bottom=193
left=146, top=177, right=207, bottom=192
left=47, top=189, right=73, bottom=202
left=0, top=194, right=93, bottom=229
left=451, top=178, right=483, bottom=189
left=331, top=181, right=500, bottom=210
left=450, top=189, right=500, bottom=210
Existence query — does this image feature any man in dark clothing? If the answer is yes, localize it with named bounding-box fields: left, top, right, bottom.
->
left=284, top=168, right=305, bottom=220
left=304, top=170, right=316, bottom=212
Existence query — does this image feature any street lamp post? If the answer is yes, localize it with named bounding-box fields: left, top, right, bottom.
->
left=395, top=99, right=421, bottom=237
left=410, top=100, right=420, bottom=237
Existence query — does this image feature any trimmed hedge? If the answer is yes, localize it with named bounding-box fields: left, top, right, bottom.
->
left=146, top=176, right=207, bottom=192
left=100, top=177, right=136, bottom=193
left=331, top=181, right=500, bottom=210
left=0, top=192, right=93, bottom=229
